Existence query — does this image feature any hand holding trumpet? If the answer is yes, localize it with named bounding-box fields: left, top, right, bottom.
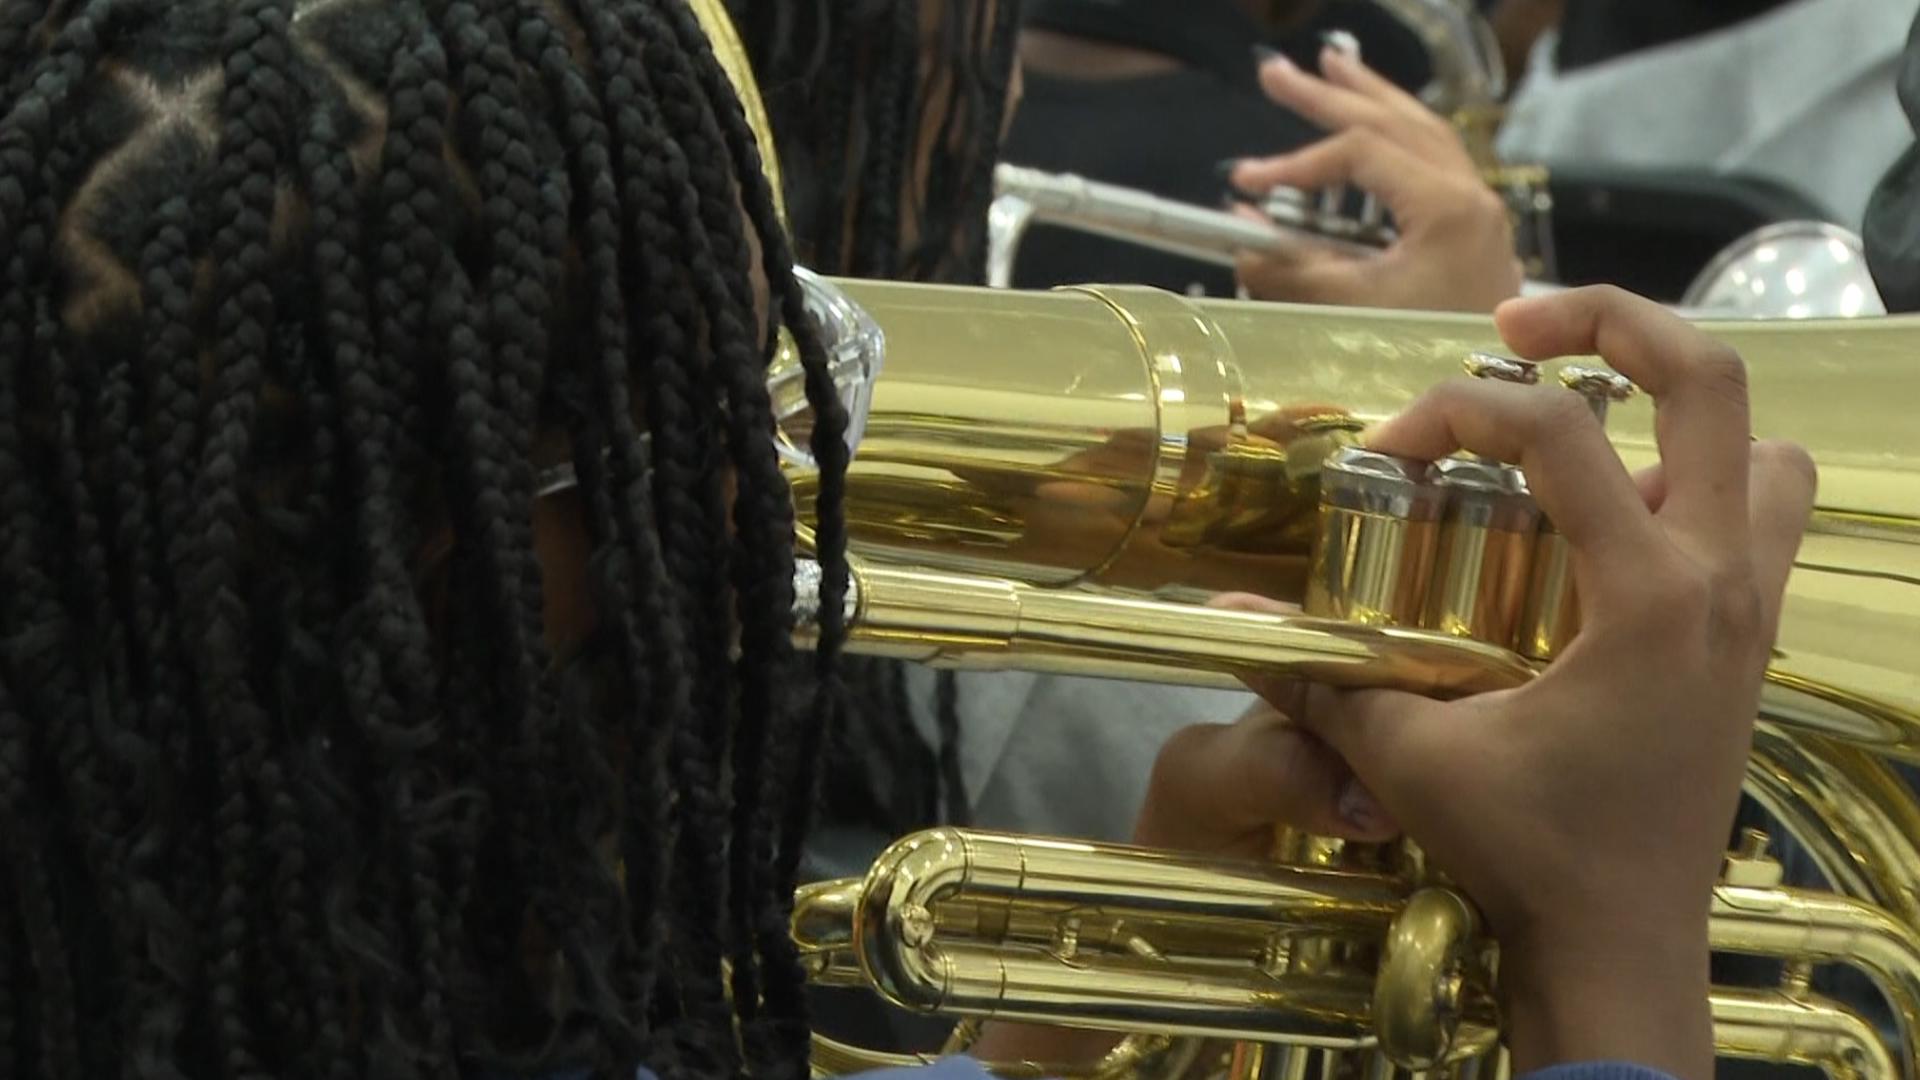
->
left=1140, top=288, right=1815, bottom=1080
left=1228, top=46, right=1524, bottom=314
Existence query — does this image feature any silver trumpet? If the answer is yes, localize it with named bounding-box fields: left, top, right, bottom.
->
left=986, top=164, right=1388, bottom=289
left=988, top=165, right=1885, bottom=320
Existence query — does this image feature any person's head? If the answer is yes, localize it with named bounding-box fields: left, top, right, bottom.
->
left=730, top=0, right=1022, bottom=284
left=0, top=0, right=847, bottom=1076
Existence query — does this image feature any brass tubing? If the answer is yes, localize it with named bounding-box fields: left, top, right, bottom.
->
left=1712, top=989, right=1898, bottom=1080
left=1713, top=883, right=1920, bottom=1019
left=800, top=562, right=1920, bottom=763
left=873, top=943, right=1389, bottom=1047
left=798, top=828, right=1919, bottom=1073
left=851, top=831, right=1408, bottom=962
left=825, top=563, right=1538, bottom=700
left=808, top=1034, right=933, bottom=1079
left=789, top=279, right=1920, bottom=759
left=794, top=878, right=868, bottom=987
left=845, top=831, right=1492, bottom=1048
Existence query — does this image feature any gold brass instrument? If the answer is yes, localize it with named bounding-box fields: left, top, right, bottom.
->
left=778, top=278, right=1920, bottom=1080
left=685, top=4, right=1920, bottom=1078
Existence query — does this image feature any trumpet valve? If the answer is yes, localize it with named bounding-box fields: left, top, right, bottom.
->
left=1519, top=364, right=1640, bottom=660
left=1423, top=458, right=1541, bottom=647
left=1421, top=355, right=1546, bottom=647
left=1306, top=448, right=1447, bottom=627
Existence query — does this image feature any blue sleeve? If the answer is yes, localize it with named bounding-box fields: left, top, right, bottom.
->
left=844, top=1060, right=998, bottom=1080
left=842, top=1060, right=1679, bottom=1080
left=514, top=1056, right=1680, bottom=1080
left=1518, top=1064, right=1679, bottom=1080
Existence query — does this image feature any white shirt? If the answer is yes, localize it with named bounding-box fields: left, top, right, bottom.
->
left=904, top=667, right=1255, bottom=842
left=1496, top=0, right=1919, bottom=229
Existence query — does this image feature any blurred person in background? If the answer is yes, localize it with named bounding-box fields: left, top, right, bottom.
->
left=1493, top=0, right=1918, bottom=229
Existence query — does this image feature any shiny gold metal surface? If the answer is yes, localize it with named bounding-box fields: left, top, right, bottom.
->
left=801, top=561, right=1536, bottom=700
left=1516, top=528, right=1575, bottom=661
left=797, top=829, right=1492, bottom=1053
left=1306, top=450, right=1446, bottom=628
left=797, top=828, right=1914, bottom=1078
left=780, top=280, right=1920, bottom=1078
left=1711, top=989, right=1897, bottom=1080
left=1422, top=458, right=1539, bottom=647
left=681, top=7, right=1920, bottom=1074
left=1372, top=889, right=1497, bottom=1069
left=788, top=281, right=1920, bottom=764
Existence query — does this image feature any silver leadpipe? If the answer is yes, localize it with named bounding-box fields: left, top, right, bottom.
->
left=987, top=166, right=1884, bottom=320
left=987, top=164, right=1387, bottom=289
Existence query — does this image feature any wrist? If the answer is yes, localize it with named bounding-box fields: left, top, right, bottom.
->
left=1501, top=924, right=1713, bottom=1080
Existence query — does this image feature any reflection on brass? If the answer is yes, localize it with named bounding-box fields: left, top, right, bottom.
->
left=768, top=280, right=1920, bottom=1079
left=770, top=285, right=1920, bottom=1077
left=1517, top=527, right=1575, bottom=661
left=1373, top=889, right=1497, bottom=1069
left=1424, top=458, right=1540, bottom=647
left=1307, top=449, right=1446, bottom=627
left=799, top=828, right=1919, bottom=1079
left=681, top=5, right=1920, bottom=1075
left=1712, top=989, right=1897, bottom=1080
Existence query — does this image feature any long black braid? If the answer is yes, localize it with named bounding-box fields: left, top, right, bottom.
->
left=726, top=0, right=1022, bottom=845
left=730, top=0, right=1019, bottom=286
left=0, top=1, right=850, bottom=1078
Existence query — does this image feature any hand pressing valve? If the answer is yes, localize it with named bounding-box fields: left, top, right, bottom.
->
left=1232, top=287, right=1815, bottom=1080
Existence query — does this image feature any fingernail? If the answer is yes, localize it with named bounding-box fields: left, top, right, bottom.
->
left=1253, top=44, right=1294, bottom=70
left=1217, top=160, right=1264, bottom=204
left=1337, top=778, right=1391, bottom=835
left=1320, top=29, right=1361, bottom=61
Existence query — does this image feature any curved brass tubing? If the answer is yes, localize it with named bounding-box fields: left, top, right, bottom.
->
left=1712, top=989, right=1898, bottom=1080
left=842, top=830, right=1424, bottom=1047
left=797, top=828, right=1920, bottom=1078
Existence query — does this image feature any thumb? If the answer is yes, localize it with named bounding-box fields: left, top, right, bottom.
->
left=1143, top=707, right=1401, bottom=847
left=1291, top=683, right=1444, bottom=823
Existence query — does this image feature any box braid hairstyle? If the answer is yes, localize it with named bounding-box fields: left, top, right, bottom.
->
left=728, top=0, right=1020, bottom=837
left=730, top=0, right=1019, bottom=285
left=0, top=0, right=850, bottom=1077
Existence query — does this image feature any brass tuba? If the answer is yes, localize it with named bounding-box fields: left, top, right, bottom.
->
left=692, top=3, right=1920, bottom=1078
left=777, top=279, right=1920, bottom=1080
